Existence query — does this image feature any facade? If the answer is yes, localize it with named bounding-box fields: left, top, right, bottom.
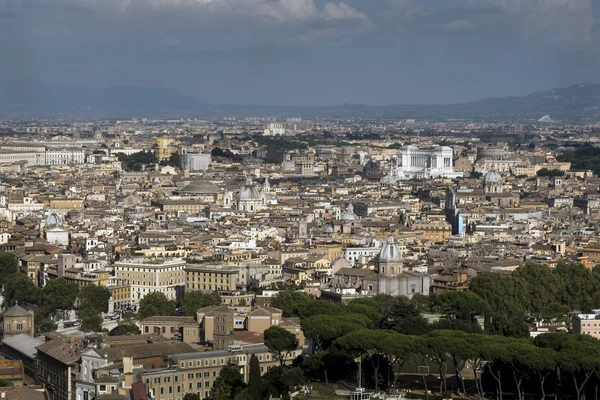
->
left=185, top=266, right=238, bottom=292
left=141, top=346, right=278, bottom=400
left=183, top=153, right=212, bottom=171
left=45, top=149, right=86, bottom=165
left=387, top=145, right=463, bottom=180
left=114, top=258, right=186, bottom=304
left=572, top=311, right=600, bottom=338
left=36, top=336, right=81, bottom=400
left=235, top=178, right=271, bottom=212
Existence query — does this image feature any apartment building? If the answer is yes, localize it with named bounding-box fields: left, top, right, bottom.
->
left=572, top=311, right=600, bottom=338
left=185, top=265, right=238, bottom=292
left=141, top=345, right=278, bottom=400
left=114, top=258, right=186, bottom=303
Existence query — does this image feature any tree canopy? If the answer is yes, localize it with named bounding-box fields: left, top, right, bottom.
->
left=138, top=292, right=176, bottom=319
left=180, top=291, right=221, bottom=316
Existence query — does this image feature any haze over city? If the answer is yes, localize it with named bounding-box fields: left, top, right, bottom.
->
left=2, top=0, right=600, bottom=105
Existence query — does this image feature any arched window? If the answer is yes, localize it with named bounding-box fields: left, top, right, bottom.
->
left=16, top=321, right=23, bottom=331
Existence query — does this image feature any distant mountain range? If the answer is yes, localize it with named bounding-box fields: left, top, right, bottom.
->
left=0, top=77, right=206, bottom=114
left=1, top=77, right=600, bottom=122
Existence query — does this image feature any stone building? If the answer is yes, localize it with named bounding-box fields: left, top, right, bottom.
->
left=0, top=305, right=34, bottom=340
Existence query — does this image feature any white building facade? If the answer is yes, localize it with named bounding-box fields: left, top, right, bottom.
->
left=387, top=145, right=463, bottom=180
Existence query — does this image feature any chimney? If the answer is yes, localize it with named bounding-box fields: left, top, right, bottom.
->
left=124, top=373, right=133, bottom=389
left=123, top=355, right=134, bottom=374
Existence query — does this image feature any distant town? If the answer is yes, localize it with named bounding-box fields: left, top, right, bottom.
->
left=1, top=116, right=600, bottom=400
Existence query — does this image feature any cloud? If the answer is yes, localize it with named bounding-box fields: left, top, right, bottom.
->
left=443, top=19, right=476, bottom=32
left=160, top=35, right=183, bottom=47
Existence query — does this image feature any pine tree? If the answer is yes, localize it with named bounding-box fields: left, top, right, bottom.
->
left=247, top=354, right=262, bottom=400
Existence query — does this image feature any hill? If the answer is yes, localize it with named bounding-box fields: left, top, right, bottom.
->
left=1, top=77, right=599, bottom=122
left=0, top=77, right=207, bottom=113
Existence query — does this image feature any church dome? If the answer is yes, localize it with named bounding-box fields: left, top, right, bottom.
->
left=379, top=235, right=402, bottom=262
left=239, top=186, right=261, bottom=201
left=362, top=160, right=379, bottom=172
left=484, top=170, right=502, bottom=183
left=46, top=211, right=62, bottom=227
left=238, top=178, right=262, bottom=202
left=342, top=203, right=359, bottom=221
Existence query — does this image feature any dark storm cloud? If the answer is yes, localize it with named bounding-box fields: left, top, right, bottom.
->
left=0, top=0, right=598, bottom=105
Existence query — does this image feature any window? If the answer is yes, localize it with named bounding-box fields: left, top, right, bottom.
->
left=99, top=385, right=106, bottom=392
left=16, top=322, right=23, bottom=331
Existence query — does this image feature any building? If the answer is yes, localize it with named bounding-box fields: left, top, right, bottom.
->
left=185, top=265, right=238, bottom=292
left=140, top=316, right=200, bottom=344
left=0, top=359, right=25, bottom=386
left=386, top=145, right=463, bottom=180
left=0, top=305, right=34, bottom=340
left=141, top=345, right=278, bottom=400
left=183, top=152, right=212, bottom=172
left=331, top=236, right=430, bottom=298
left=235, top=178, right=271, bottom=212
left=263, top=123, right=285, bottom=136
left=572, top=311, right=600, bottom=338
left=114, top=258, right=186, bottom=304
left=0, top=335, right=42, bottom=378
left=45, top=148, right=86, bottom=165
left=36, top=335, right=82, bottom=400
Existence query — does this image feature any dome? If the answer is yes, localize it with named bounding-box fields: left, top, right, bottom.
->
left=180, top=180, right=220, bottom=194
left=484, top=170, right=502, bottom=183
left=379, top=235, right=402, bottom=262
left=239, top=186, right=261, bottom=201
left=46, top=211, right=61, bottom=227
left=363, top=160, right=379, bottom=172
left=342, top=203, right=359, bottom=221
left=238, top=178, right=262, bottom=202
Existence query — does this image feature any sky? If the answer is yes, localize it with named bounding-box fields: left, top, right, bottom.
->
left=1, top=0, right=600, bottom=106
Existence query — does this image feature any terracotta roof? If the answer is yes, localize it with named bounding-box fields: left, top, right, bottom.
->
left=99, top=342, right=196, bottom=362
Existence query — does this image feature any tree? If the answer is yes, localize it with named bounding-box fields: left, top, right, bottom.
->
left=42, top=278, right=79, bottom=313
left=247, top=354, right=262, bottom=400
left=0, top=378, right=14, bottom=387
left=79, top=285, right=111, bottom=313
left=556, top=334, right=600, bottom=400
left=79, top=308, right=103, bottom=332
left=527, top=345, right=557, bottom=400
left=4, top=273, right=42, bottom=306
left=0, top=252, right=18, bottom=284
left=270, top=290, right=311, bottom=317
left=261, top=366, right=305, bottom=399
left=536, top=168, right=564, bottom=177
left=379, top=296, right=430, bottom=335
left=381, top=332, right=415, bottom=391
left=264, top=326, right=297, bottom=366
left=513, top=263, right=564, bottom=317
left=301, top=313, right=372, bottom=352
left=183, top=394, right=201, bottom=400
left=211, top=365, right=246, bottom=400
left=480, top=335, right=514, bottom=400
left=110, top=318, right=141, bottom=336
left=434, top=291, right=489, bottom=321
left=138, top=292, right=176, bottom=319
left=181, top=291, right=222, bottom=316
left=345, top=301, right=382, bottom=323
left=334, top=330, right=390, bottom=391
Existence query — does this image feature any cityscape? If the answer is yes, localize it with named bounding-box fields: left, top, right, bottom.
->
left=3, top=1, right=600, bottom=400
